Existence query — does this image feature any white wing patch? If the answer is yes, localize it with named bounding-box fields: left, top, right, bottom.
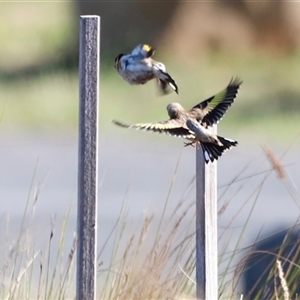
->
left=204, top=151, right=210, bottom=163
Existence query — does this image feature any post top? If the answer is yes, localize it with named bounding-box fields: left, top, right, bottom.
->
left=80, top=15, right=100, bottom=19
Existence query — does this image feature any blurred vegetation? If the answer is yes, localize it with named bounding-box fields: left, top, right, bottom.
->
left=2, top=137, right=300, bottom=299
left=0, top=2, right=76, bottom=75
left=1, top=3, right=300, bottom=298
left=0, top=1, right=300, bottom=144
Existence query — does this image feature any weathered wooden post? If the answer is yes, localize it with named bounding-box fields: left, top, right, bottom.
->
left=196, top=125, right=218, bottom=300
left=77, top=15, right=100, bottom=300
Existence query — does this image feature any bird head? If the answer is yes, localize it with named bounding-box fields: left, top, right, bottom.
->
left=141, top=44, right=155, bottom=57
left=167, top=103, right=184, bottom=119
left=131, top=44, right=155, bottom=58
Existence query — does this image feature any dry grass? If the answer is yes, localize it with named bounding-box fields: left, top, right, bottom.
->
left=276, top=259, right=289, bottom=300
left=262, top=145, right=286, bottom=181
left=228, top=144, right=300, bottom=300
left=0, top=166, right=77, bottom=300
left=97, top=162, right=197, bottom=300
left=1, top=142, right=300, bottom=299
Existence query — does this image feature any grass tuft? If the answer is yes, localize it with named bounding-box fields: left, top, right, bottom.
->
left=2, top=141, right=300, bottom=299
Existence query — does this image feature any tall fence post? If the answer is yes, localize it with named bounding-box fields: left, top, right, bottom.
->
left=196, top=125, right=218, bottom=300
left=77, top=15, right=100, bottom=300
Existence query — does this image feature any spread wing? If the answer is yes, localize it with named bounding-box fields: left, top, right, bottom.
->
left=112, top=119, right=194, bottom=139
left=192, top=77, right=242, bottom=126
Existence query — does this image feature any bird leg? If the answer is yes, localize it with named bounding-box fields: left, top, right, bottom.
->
left=184, top=141, right=198, bottom=147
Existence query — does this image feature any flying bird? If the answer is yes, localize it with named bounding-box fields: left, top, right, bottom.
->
left=113, top=77, right=242, bottom=163
left=114, top=44, right=178, bottom=95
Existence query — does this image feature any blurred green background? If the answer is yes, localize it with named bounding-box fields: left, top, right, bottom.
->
left=1, top=1, right=300, bottom=144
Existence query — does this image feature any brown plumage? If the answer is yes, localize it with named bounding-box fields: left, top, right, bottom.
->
left=113, top=78, right=242, bottom=163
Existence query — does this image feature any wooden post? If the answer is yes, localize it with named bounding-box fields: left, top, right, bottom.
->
left=196, top=126, right=218, bottom=300
left=77, top=15, right=100, bottom=300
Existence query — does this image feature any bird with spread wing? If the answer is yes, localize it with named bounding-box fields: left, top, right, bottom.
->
left=113, top=78, right=242, bottom=163
left=114, top=44, right=178, bottom=95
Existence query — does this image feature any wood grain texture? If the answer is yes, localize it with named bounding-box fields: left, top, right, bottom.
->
left=77, top=15, right=100, bottom=300
left=196, top=125, right=218, bottom=300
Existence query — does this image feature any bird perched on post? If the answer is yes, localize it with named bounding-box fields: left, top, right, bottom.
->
left=112, top=78, right=242, bottom=163
left=114, top=44, right=178, bottom=95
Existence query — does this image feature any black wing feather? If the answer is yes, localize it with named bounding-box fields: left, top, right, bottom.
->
left=112, top=119, right=193, bottom=138
left=202, top=78, right=242, bottom=126
left=192, top=77, right=242, bottom=127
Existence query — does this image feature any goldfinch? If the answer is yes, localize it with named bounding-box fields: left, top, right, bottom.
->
left=112, top=78, right=242, bottom=163
left=114, top=44, right=178, bottom=95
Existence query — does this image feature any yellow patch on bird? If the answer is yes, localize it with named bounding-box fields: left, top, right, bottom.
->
left=154, top=124, right=175, bottom=130
left=142, top=44, right=152, bottom=52
left=134, top=122, right=178, bottom=132
left=208, top=90, right=226, bottom=110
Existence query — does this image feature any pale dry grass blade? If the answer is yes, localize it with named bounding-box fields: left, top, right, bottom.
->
left=276, top=259, right=290, bottom=300
left=262, top=145, right=286, bottom=181
left=219, top=169, right=271, bottom=296
left=58, top=233, right=77, bottom=300
left=8, top=251, right=39, bottom=300
left=97, top=166, right=197, bottom=299
left=262, top=141, right=300, bottom=211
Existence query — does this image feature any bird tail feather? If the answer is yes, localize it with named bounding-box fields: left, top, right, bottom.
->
left=201, top=136, right=237, bottom=163
left=157, top=71, right=178, bottom=94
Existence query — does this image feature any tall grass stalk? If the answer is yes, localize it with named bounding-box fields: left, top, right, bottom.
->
left=230, top=144, right=300, bottom=300
left=218, top=158, right=277, bottom=297
left=6, top=160, right=39, bottom=300
left=97, top=160, right=197, bottom=299
left=0, top=164, right=77, bottom=300
left=2, top=144, right=300, bottom=299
